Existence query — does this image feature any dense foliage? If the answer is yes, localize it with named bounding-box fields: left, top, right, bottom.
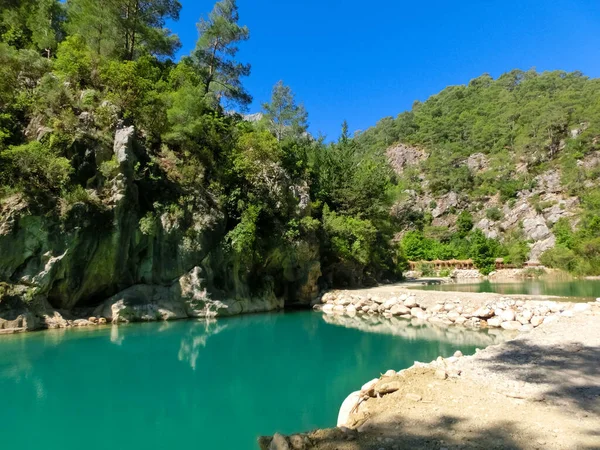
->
left=0, top=0, right=402, bottom=294
left=357, top=70, right=600, bottom=275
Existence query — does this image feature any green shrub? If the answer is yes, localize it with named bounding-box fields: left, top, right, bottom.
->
left=322, top=205, right=377, bottom=266
left=0, top=142, right=72, bottom=195
left=540, top=246, right=578, bottom=272
left=486, top=207, right=503, bottom=221
left=417, top=262, right=435, bottom=277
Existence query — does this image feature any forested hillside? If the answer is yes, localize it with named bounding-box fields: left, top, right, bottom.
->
left=0, top=0, right=400, bottom=319
left=356, top=70, right=600, bottom=275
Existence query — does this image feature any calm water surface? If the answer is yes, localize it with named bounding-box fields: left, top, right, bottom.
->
left=413, top=279, right=600, bottom=300
left=0, top=311, right=487, bottom=449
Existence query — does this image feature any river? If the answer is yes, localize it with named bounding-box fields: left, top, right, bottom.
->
left=0, top=311, right=503, bottom=449
left=412, top=279, right=600, bottom=301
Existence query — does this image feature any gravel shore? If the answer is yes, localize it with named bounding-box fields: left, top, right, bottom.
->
left=261, top=289, right=600, bottom=450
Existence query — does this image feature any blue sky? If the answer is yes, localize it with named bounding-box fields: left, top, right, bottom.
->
left=170, top=0, right=600, bottom=140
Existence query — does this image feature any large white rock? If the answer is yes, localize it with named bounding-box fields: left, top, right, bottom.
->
left=383, top=298, right=398, bottom=309
left=473, top=307, right=494, bottom=319
left=322, top=304, right=334, bottom=314
left=404, top=297, right=419, bottom=308
left=337, top=391, right=361, bottom=427
left=500, top=309, right=516, bottom=322
left=487, top=317, right=502, bottom=328
left=501, top=321, right=522, bottom=331
left=573, top=303, right=591, bottom=313
left=410, top=307, right=426, bottom=319
left=390, top=304, right=410, bottom=315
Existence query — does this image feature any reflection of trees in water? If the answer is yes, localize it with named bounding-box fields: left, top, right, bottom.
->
left=0, top=328, right=69, bottom=399
left=322, top=314, right=511, bottom=348
left=178, top=319, right=229, bottom=370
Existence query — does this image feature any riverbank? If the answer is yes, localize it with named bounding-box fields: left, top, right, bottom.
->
left=261, top=290, right=600, bottom=449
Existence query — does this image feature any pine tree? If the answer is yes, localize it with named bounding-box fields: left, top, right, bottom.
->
left=262, top=81, right=308, bottom=141
left=67, top=0, right=181, bottom=60
left=191, top=0, right=251, bottom=108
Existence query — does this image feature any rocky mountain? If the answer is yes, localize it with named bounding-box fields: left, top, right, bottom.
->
left=357, top=70, right=600, bottom=273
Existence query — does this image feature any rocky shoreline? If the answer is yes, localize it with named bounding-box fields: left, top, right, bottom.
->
left=261, top=291, right=600, bottom=450
left=0, top=267, right=284, bottom=334
left=314, top=288, right=590, bottom=333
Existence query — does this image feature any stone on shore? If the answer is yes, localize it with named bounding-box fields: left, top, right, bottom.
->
left=390, top=304, right=410, bottom=315
left=269, top=433, right=290, bottom=450
left=530, top=316, right=544, bottom=327
left=500, top=309, right=516, bottom=322
left=501, top=321, right=522, bottom=331
left=487, top=317, right=502, bottom=328
left=337, top=391, right=361, bottom=427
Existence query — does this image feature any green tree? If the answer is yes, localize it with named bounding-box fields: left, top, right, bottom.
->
left=191, top=0, right=251, bottom=107
left=66, top=0, right=121, bottom=58
left=262, top=81, right=308, bottom=141
left=456, top=211, right=473, bottom=237
left=1, top=0, right=65, bottom=55
left=67, top=0, right=181, bottom=60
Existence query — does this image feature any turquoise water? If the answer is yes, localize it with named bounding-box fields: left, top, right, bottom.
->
left=0, top=311, right=482, bottom=449
left=413, top=279, right=600, bottom=300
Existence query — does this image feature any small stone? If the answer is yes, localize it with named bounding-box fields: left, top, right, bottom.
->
left=472, top=307, right=494, bottom=319
left=98, top=317, right=107, bottom=325
left=269, top=433, right=290, bottom=450
left=405, top=393, right=422, bottom=402
left=453, top=350, right=463, bottom=358
left=549, top=303, right=561, bottom=313
left=404, top=297, right=419, bottom=308
left=410, top=307, right=426, bottom=319
left=501, top=321, right=522, bottom=331
left=361, top=378, right=380, bottom=392
left=346, top=305, right=357, bottom=314
left=390, top=304, right=410, bottom=315
left=487, top=317, right=502, bottom=328
left=454, top=316, right=467, bottom=325
left=383, top=298, right=398, bottom=309
left=288, top=434, right=306, bottom=450
left=447, top=311, right=461, bottom=322
left=88, top=316, right=98, bottom=324
left=573, top=303, right=591, bottom=313
left=500, top=309, right=516, bottom=322
left=429, top=304, right=444, bottom=313
left=434, top=369, right=448, bottom=380
left=375, top=381, right=401, bottom=395
left=444, top=303, right=456, bottom=311
left=530, top=316, right=544, bottom=327
left=338, top=297, right=352, bottom=306
left=322, top=304, right=334, bottom=314
left=384, top=369, right=396, bottom=377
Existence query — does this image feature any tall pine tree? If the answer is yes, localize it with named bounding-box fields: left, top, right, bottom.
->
left=191, top=0, right=251, bottom=108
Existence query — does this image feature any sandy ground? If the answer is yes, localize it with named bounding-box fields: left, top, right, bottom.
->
left=267, top=295, right=600, bottom=450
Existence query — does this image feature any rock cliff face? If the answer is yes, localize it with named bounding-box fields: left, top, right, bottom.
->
left=388, top=144, right=584, bottom=262
left=0, top=127, right=319, bottom=332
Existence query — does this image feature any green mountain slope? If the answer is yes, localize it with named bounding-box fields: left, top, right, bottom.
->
left=355, top=70, right=600, bottom=275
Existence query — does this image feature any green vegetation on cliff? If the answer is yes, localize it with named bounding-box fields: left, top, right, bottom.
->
left=357, top=70, right=600, bottom=275
left=0, top=0, right=402, bottom=308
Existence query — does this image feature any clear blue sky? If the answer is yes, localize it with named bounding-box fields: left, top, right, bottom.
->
left=170, top=0, right=600, bottom=140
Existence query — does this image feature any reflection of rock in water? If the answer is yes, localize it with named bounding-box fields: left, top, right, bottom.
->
left=178, top=319, right=228, bottom=370
left=322, top=314, right=512, bottom=347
